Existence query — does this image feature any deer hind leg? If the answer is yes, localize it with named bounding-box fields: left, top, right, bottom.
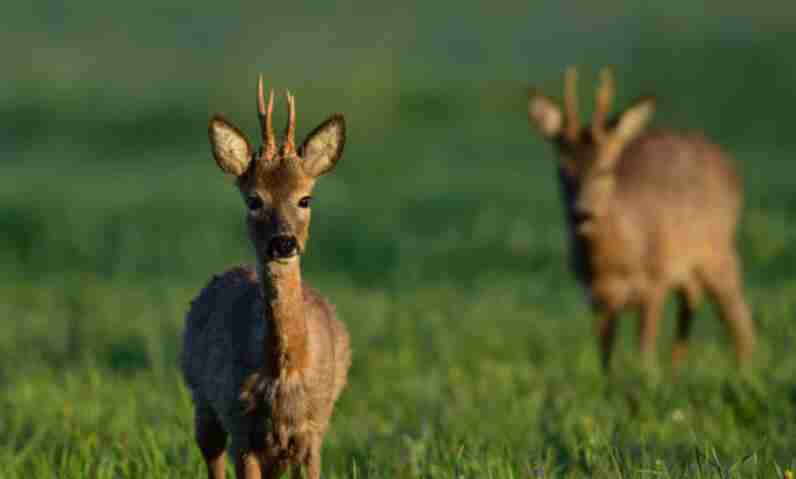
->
left=594, top=308, right=618, bottom=371
left=700, top=251, right=756, bottom=364
left=195, top=410, right=228, bottom=479
left=638, top=287, right=667, bottom=367
left=671, top=280, right=702, bottom=370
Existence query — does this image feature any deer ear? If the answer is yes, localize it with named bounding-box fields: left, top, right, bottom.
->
left=300, top=114, right=345, bottom=177
left=209, top=115, right=253, bottom=176
left=528, top=92, right=563, bottom=138
left=614, top=97, right=656, bottom=142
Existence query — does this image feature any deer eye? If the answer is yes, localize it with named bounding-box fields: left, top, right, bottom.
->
left=298, top=196, right=312, bottom=209
left=246, top=196, right=263, bottom=211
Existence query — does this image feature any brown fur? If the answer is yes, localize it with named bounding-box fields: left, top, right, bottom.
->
left=528, top=68, right=755, bottom=370
left=181, top=80, right=350, bottom=478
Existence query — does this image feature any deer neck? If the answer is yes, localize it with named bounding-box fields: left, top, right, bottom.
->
left=258, top=259, right=309, bottom=377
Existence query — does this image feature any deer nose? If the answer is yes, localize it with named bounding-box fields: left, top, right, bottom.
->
left=268, top=235, right=298, bottom=259
left=573, top=209, right=594, bottom=225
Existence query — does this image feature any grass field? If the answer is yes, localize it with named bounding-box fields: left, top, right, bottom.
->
left=2, top=2, right=796, bottom=477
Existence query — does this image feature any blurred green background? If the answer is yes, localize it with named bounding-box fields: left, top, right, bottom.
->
left=2, top=2, right=796, bottom=477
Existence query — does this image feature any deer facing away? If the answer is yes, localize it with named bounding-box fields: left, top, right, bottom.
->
left=181, top=77, right=351, bottom=479
left=528, top=68, right=755, bottom=370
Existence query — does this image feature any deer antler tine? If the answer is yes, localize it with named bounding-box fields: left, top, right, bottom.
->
left=257, top=75, right=266, bottom=116
left=592, top=67, right=615, bottom=142
left=564, top=66, right=580, bottom=142
left=283, top=90, right=296, bottom=155
left=266, top=89, right=275, bottom=155
left=257, top=75, right=276, bottom=160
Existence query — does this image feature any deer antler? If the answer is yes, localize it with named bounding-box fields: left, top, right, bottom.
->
left=592, top=67, right=615, bottom=143
left=283, top=91, right=296, bottom=156
left=257, top=75, right=277, bottom=161
left=564, top=66, right=580, bottom=143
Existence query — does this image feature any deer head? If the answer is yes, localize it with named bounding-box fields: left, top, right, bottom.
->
left=528, top=67, right=655, bottom=234
left=209, top=76, right=346, bottom=266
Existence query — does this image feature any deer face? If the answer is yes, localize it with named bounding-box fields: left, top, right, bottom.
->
left=209, top=77, right=345, bottom=263
left=238, top=156, right=316, bottom=263
left=529, top=68, right=655, bottom=234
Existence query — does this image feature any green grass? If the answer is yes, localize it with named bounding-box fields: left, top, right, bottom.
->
left=2, top=2, right=796, bottom=477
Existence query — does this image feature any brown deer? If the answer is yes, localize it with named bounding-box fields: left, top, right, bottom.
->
left=527, top=67, right=755, bottom=370
left=181, top=76, right=351, bottom=479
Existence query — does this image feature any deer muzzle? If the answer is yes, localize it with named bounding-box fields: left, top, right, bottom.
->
left=268, top=235, right=299, bottom=260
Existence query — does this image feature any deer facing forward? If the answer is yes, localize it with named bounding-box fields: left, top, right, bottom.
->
left=528, top=68, right=755, bottom=370
left=181, top=77, right=351, bottom=479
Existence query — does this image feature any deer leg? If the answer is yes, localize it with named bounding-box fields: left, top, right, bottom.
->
left=263, top=461, right=289, bottom=479
left=701, top=252, right=756, bottom=364
left=305, top=443, right=322, bottom=479
left=638, top=289, right=666, bottom=367
left=671, top=291, right=694, bottom=370
left=671, top=282, right=701, bottom=370
left=594, top=308, right=618, bottom=371
left=235, top=451, right=262, bottom=479
left=196, top=412, right=227, bottom=479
